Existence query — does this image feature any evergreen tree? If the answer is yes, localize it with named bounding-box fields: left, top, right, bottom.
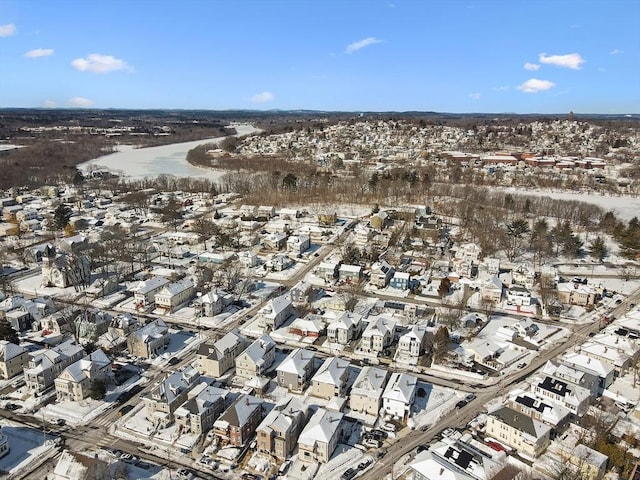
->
left=0, top=317, right=19, bottom=345
left=53, top=204, right=72, bottom=230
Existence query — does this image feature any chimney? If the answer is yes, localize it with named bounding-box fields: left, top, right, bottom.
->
left=440, top=468, right=445, bottom=476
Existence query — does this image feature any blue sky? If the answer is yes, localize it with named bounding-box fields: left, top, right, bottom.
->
left=1, top=0, right=638, bottom=113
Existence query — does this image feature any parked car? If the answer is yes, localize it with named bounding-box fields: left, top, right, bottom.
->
left=464, top=393, right=476, bottom=402
left=455, top=400, right=467, bottom=409
left=5, top=403, right=20, bottom=411
left=358, top=458, right=373, bottom=469
left=341, top=468, right=357, bottom=480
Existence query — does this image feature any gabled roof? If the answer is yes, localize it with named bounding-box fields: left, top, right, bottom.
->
left=382, top=372, right=417, bottom=404
left=277, top=348, right=315, bottom=376
left=351, top=366, right=388, bottom=398
left=312, top=357, right=350, bottom=386
left=488, top=405, right=550, bottom=439
left=239, top=334, right=275, bottom=366
left=217, top=394, right=262, bottom=427
left=0, top=340, right=27, bottom=362
left=298, top=408, right=343, bottom=448
left=132, top=276, right=169, bottom=294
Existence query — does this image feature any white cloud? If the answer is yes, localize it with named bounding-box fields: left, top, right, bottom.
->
left=345, top=37, right=382, bottom=54
left=250, top=91, right=274, bottom=103
left=67, top=97, right=94, bottom=107
left=610, top=49, right=622, bottom=55
left=71, top=54, right=132, bottom=73
left=24, top=48, right=54, bottom=58
left=43, top=100, right=57, bottom=108
left=538, top=52, right=585, bottom=69
left=468, top=93, right=481, bottom=100
left=524, top=62, right=540, bottom=71
left=0, top=23, right=16, bottom=37
left=517, top=78, right=555, bottom=93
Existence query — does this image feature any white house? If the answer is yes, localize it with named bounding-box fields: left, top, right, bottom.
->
left=382, top=372, right=417, bottom=424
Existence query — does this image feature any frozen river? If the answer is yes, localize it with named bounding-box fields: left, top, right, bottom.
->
left=80, top=124, right=259, bottom=181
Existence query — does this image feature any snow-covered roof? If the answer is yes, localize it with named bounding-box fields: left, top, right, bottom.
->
left=382, top=372, right=417, bottom=404
left=351, top=366, right=388, bottom=398
left=216, top=394, right=262, bottom=428
left=277, top=348, right=315, bottom=376
left=0, top=340, right=26, bottom=362
left=312, top=357, right=349, bottom=387
left=298, top=408, right=343, bottom=448
left=132, top=276, right=169, bottom=294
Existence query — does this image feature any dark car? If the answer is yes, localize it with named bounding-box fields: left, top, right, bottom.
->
left=358, top=459, right=372, bottom=469
left=118, top=405, right=134, bottom=417
left=341, top=468, right=357, bottom=480
left=416, top=445, right=429, bottom=453
left=455, top=400, right=467, bottom=409
left=168, top=357, right=180, bottom=365
left=5, top=403, right=20, bottom=411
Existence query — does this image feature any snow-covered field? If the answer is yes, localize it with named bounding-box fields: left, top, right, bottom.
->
left=504, top=187, right=640, bottom=222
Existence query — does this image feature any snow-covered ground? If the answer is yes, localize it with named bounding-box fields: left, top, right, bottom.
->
left=0, top=419, right=58, bottom=475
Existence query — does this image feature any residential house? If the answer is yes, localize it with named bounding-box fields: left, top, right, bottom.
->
left=506, top=285, right=532, bottom=306
left=287, top=235, right=311, bottom=256
left=326, top=312, right=362, bottom=345
left=264, top=233, right=287, bottom=250
left=290, top=281, right=314, bottom=305
left=360, top=316, right=396, bottom=355
left=483, top=257, right=501, bottom=275
left=578, top=341, right=630, bottom=376
left=316, top=261, right=339, bottom=283
left=480, top=276, right=503, bottom=304
left=213, top=394, right=263, bottom=446
left=174, top=385, right=228, bottom=437
left=485, top=405, right=551, bottom=458
left=266, top=253, right=293, bottom=272
left=381, top=372, right=417, bottom=424
left=370, top=261, right=395, bottom=288
left=338, top=264, right=363, bottom=283
left=257, top=295, right=292, bottom=331
left=298, top=408, right=343, bottom=463
left=541, top=360, right=600, bottom=398
left=370, top=211, right=389, bottom=231
left=74, top=309, right=111, bottom=341
left=154, top=278, right=195, bottom=313
left=197, top=289, right=232, bottom=317
left=507, top=390, right=571, bottom=429
left=131, top=276, right=170, bottom=309
left=144, top=367, right=207, bottom=428
left=390, top=271, right=411, bottom=290
left=235, top=335, right=276, bottom=379
left=512, top=265, right=536, bottom=289
left=557, top=282, right=596, bottom=307
left=318, top=212, right=337, bottom=225
left=395, top=326, right=428, bottom=365
left=54, top=349, right=112, bottom=402
left=127, top=318, right=170, bottom=359
left=310, top=357, right=350, bottom=399
left=257, top=397, right=309, bottom=460
left=288, top=316, right=324, bottom=338
left=196, top=329, right=247, bottom=378
left=24, top=340, right=85, bottom=393
left=561, top=351, right=615, bottom=394
left=0, top=341, right=29, bottom=379
left=532, top=375, right=592, bottom=416
left=349, top=366, right=389, bottom=417
left=276, top=348, right=316, bottom=393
